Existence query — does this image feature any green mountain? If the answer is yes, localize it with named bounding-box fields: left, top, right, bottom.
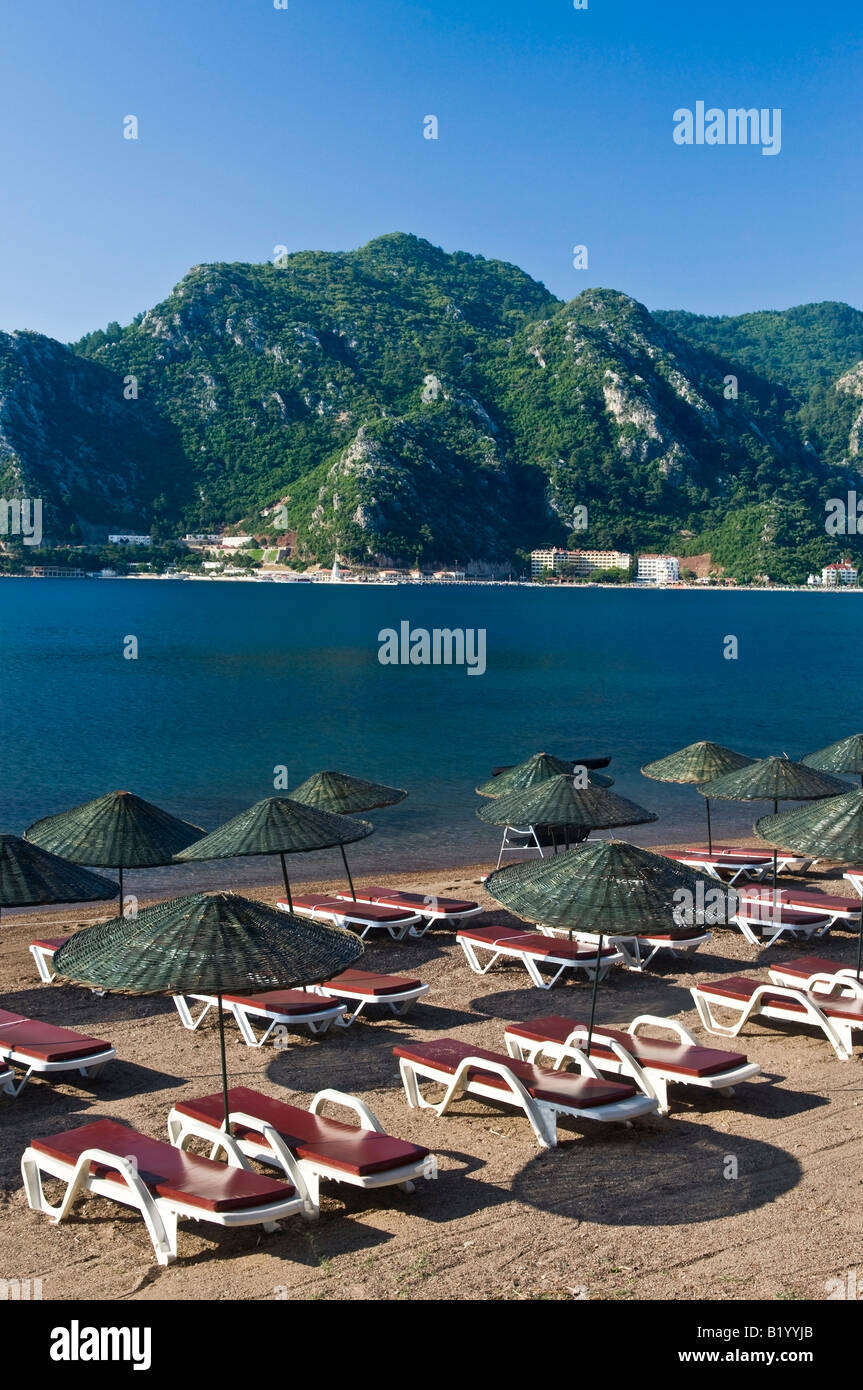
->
left=2, top=233, right=861, bottom=580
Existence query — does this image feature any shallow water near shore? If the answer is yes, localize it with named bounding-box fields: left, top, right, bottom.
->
left=2, top=578, right=861, bottom=896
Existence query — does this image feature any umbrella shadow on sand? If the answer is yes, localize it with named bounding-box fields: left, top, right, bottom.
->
left=0, top=983, right=174, bottom=1027
left=467, top=976, right=697, bottom=1024
left=510, top=1117, right=803, bottom=1226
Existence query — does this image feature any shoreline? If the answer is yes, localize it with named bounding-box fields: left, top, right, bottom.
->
left=2, top=573, right=861, bottom=592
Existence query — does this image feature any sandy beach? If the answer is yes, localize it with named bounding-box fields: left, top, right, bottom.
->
left=1, top=843, right=861, bottom=1304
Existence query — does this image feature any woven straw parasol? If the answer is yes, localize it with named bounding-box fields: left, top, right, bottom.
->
left=0, top=833, right=118, bottom=926
left=641, top=741, right=754, bottom=852
left=476, top=752, right=613, bottom=798
left=801, top=734, right=863, bottom=788
left=291, top=770, right=407, bottom=815
left=175, top=796, right=372, bottom=910
left=25, top=791, right=205, bottom=913
left=53, top=891, right=363, bottom=1125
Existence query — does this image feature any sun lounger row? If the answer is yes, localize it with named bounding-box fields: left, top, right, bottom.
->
left=665, top=846, right=813, bottom=885
left=538, top=925, right=711, bottom=971
left=277, top=887, right=481, bottom=940
left=173, top=968, right=429, bottom=1045
left=457, top=924, right=624, bottom=988
left=691, top=971, right=863, bottom=1060
left=23, top=1088, right=437, bottom=1265
left=0, top=1007, right=115, bottom=1096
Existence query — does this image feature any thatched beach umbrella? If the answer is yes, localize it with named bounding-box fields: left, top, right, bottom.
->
left=476, top=752, right=613, bottom=799
left=52, top=891, right=362, bottom=1127
left=478, top=775, right=656, bottom=846
left=641, top=741, right=754, bottom=853
left=175, top=797, right=372, bottom=912
left=0, top=833, right=118, bottom=926
left=486, top=840, right=731, bottom=1050
left=801, top=734, right=863, bottom=788
left=25, top=791, right=205, bottom=915
left=698, top=757, right=849, bottom=895
left=755, top=788, right=863, bottom=977
left=291, top=770, right=407, bottom=815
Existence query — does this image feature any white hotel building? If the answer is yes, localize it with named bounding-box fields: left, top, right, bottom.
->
left=821, top=561, right=858, bottom=586
left=530, top=547, right=631, bottom=578
left=636, top=554, right=680, bottom=584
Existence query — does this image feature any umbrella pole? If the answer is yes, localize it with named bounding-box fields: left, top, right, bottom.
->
left=217, top=994, right=231, bottom=1132
left=279, top=853, right=293, bottom=914
left=339, top=844, right=357, bottom=900
left=706, top=799, right=712, bottom=856
left=585, top=934, right=604, bottom=1056
left=772, top=799, right=778, bottom=910
left=119, top=865, right=124, bottom=916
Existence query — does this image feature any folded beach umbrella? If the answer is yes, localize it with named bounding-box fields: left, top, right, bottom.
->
left=698, top=756, right=849, bottom=894
left=25, top=791, right=205, bottom=914
left=476, top=752, right=613, bottom=799
left=486, top=840, right=732, bottom=1050
left=755, top=788, right=863, bottom=978
left=52, top=891, right=362, bottom=1127
left=291, top=770, right=407, bottom=815
left=0, top=833, right=118, bottom=926
left=641, top=741, right=754, bottom=853
left=801, top=734, right=863, bottom=788
left=175, top=796, right=372, bottom=912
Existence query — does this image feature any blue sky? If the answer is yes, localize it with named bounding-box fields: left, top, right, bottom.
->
left=1, top=0, right=860, bottom=340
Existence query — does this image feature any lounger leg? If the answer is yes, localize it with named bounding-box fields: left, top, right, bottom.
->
left=172, top=995, right=215, bottom=1032
left=30, top=946, right=56, bottom=984
left=333, top=999, right=365, bottom=1027
left=80, top=1062, right=108, bottom=1080
left=307, top=1017, right=336, bottom=1035
left=523, top=954, right=554, bottom=989
left=5, top=1067, right=34, bottom=1098
left=691, top=991, right=749, bottom=1038
left=652, top=1076, right=670, bottom=1114
left=232, top=1009, right=280, bottom=1048
left=459, top=939, right=501, bottom=976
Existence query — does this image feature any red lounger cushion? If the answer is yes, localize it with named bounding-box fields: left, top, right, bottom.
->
left=458, top=925, right=617, bottom=961
left=771, top=955, right=850, bottom=980
left=699, top=975, right=863, bottom=1022
left=0, top=1010, right=111, bottom=1064
left=286, top=896, right=414, bottom=923
left=735, top=906, right=824, bottom=927
left=738, top=889, right=859, bottom=914
left=30, top=1119, right=292, bottom=1211
left=507, top=1016, right=748, bottom=1078
left=221, top=989, right=340, bottom=1015
left=321, top=968, right=422, bottom=997
left=393, top=1038, right=638, bottom=1107
left=174, top=1086, right=430, bottom=1176
left=355, top=887, right=479, bottom=914
left=32, top=937, right=71, bottom=952
left=683, top=846, right=776, bottom=860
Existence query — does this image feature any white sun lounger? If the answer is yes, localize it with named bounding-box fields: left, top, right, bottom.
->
left=666, top=848, right=811, bottom=885
left=393, top=1037, right=657, bottom=1148
left=335, top=885, right=482, bottom=936
left=457, top=923, right=624, bottom=989
left=842, top=870, right=863, bottom=897
left=168, top=1085, right=437, bottom=1210
left=504, top=1015, right=762, bottom=1114
left=21, top=1118, right=303, bottom=1266
left=173, top=989, right=346, bottom=1047
left=548, top=926, right=711, bottom=972
left=309, top=968, right=429, bottom=1024
left=278, top=894, right=422, bottom=941
left=736, top=887, right=860, bottom=930
left=0, top=1008, right=116, bottom=1096
left=731, top=903, right=833, bottom=949
left=691, top=973, right=863, bottom=1060
left=768, top=955, right=863, bottom=995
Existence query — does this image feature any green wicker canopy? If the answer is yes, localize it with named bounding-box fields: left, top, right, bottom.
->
left=801, top=734, right=863, bottom=781
left=485, top=838, right=733, bottom=936
left=641, top=741, right=754, bottom=784
left=698, top=757, right=848, bottom=803
left=52, top=890, right=363, bottom=995
left=0, top=834, right=118, bottom=916
left=291, top=770, right=407, bottom=815
left=175, top=796, right=373, bottom=911
left=755, top=788, right=863, bottom=863
left=25, top=791, right=206, bottom=869
left=477, top=775, right=656, bottom=831
left=175, top=797, right=372, bottom=860
left=476, top=753, right=613, bottom=798
left=53, top=890, right=364, bottom=1129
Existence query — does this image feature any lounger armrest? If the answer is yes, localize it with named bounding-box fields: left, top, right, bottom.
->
left=628, top=1014, right=698, bottom=1045
left=541, top=1034, right=602, bottom=1080
left=805, top=973, right=863, bottom=999
left=61, top=1146, right=157, bottom=1219
left=309, top=1089, right=384, bottom=1133
left=559, top=1027, right=656, bottom=1099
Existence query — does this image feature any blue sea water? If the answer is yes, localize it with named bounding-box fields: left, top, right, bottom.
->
left=1, top=579, right=861, bottom=896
